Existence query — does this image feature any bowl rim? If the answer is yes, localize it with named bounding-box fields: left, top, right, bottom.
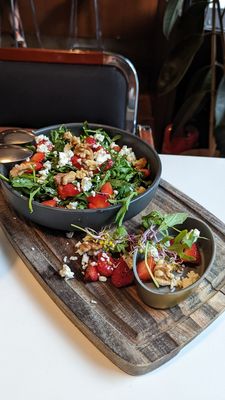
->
left=133, top=216, right=216, bottom=296
left=0, top=122, right=162, bottom=213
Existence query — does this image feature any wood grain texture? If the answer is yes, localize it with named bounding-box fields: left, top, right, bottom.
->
left=0, top=179, right=225, bottom=375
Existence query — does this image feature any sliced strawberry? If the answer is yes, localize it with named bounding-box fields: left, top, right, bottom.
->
left=37, top=138, right=53, bottom=151
left=25, top=161, right=43, bottom=173
left=41, top=199, right=57, bottom=207
left=58, top=183, right=80, bottom=200
left=93, top=145, right=103, bottom=152
left=84, top=265, right=99, bottom=282
left=87, top=194, right=110, bottom=209
left=112, top=145, right=121, bottom=152
left=139, top=168, right=151, bottom=178
left=111, top=257, right=134, bottom=288
left=136, top=256, right=155, bottom=282
left=85, top=136, right=96, bottom=147
left=103, top=159, right=114, bottom=171
left=183, top=243, right=201, bottom=265
left=100, top=182, right=113, bottom=197
left=71, top=155, right=82, bottom=169
left=31, top=152, right=45, bottom=163
left=96, top=252, right=114, bottom=277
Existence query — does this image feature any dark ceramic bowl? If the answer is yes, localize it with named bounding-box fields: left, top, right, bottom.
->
left=133, top=217, right=215, bottom=309
left=0, top=123, right=162, bottom=231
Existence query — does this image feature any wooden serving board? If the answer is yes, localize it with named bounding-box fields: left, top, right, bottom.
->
left=1, top=179, right=225, bottom=375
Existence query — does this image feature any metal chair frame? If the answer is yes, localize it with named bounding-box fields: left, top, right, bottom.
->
left=0, top=47, right=138, bottom=133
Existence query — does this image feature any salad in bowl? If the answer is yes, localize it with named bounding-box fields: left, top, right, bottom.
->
left=0, top=123, right=161, bottom=230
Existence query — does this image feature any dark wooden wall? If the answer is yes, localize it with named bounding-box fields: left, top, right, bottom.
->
left=1, top=0, right=170, bottom=149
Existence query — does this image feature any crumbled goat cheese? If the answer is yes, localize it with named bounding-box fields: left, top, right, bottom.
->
left=70, top=255, right=78, bottom=261
left=81, top=253, right=89, bottom=266
left=99, top=276, right=107, bottom=282
left=37, top=143, right=51, bottom=154
left=66, top=232, right=74, bottom=238
left=110, top=142, right=117, bottom=148
left=94, top=133, right=105, bottom=142
left=57, top=150, right=74, bottom=167
left=94, top=149, right=111, bottom=165
left=90, top=191, right=96, bottom=197
left=59, top=264, right=74, bottom=280
left=81, top=177, right=92, bottom=192
left=66, top=201, right=78, bottom=209
left=35, top=134, right=49, bottom=144
left=119, top=145, right=136, bottom=162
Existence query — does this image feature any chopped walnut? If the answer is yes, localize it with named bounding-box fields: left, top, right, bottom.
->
left=75, top=143, right=93, bottom=160
left=63, top=131, right=81, bottom=146
left=76, top=240, right=102, bottom=255
left=84, top=159, right=98, bottom=170
left=136, top=186, right=146, bottom=194
left=153, top=262, right=176, bottom=286
left=178, top=271, right=200, bottom=289
left=133, top=157, right=147, bottom=169
left=75, top=169, right=88, bottom=179
left=10, top=161, right=36, bottom=177
left=62, top=171, right=77, bottom=185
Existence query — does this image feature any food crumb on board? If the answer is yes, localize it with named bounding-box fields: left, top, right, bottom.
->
left=59, top=264, right=74, bottom=280
left=90, top=299, right=97, bottom=304
left=66, top=232, right=74, bottom=239
left=31, top=247, right=35, bottom=251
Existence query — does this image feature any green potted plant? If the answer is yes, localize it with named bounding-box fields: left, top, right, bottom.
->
left=157, top=0, right=225, bottom=156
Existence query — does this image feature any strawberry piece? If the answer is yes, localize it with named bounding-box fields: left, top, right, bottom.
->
left=85, top=136, right=97, bottom=147
left=136, top=256, right=155, bottom=282
left=139, top=168, right=151, bottom=178
left=111, top=257, right=134, bottom=288
left=100, top=182, right=113, bottom=197
left=25, top=161, right=43, bottom=173
left=183, top=243, right=201, bottom=265
left=71, top=155, right=82, bottom=169
left=112, top=145, right=121, bottom=152
left=58, top=183, right=80, bottom=200
left=41, top=199, right=57, bottom=207
left=31, top=152, right=45, bottom=163
left=96, top=252, right=114, bottom=277
left=87, top=194, right=110, bottom=209
left=84, top=265, right=99, bottom=282
left=37, top=138, right=53, bottom=151
left=103, top=159, right=114, bottom=171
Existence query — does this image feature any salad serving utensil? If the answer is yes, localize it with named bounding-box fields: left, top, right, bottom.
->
left=0, top=144, right=33, bottom=163
left=0, top=129, right=35, bottom=163
left=0, top=129, right=35, bottom=145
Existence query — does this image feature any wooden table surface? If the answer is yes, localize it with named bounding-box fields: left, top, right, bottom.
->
left=1, top=155, right=225, bottom=399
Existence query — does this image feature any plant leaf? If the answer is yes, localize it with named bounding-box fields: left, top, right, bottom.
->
left=215, top=74, right=225, bottom=128
left=171, top=91, right=207, bottom=136
left=163, top=0, right=185, bottom=39
left=157, top=34, right=204, bottom=95
left=168, top=1, right=208, bottom=46
left=185, top=65, right=211, bottom=98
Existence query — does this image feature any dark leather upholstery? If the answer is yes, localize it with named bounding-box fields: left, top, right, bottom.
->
left=0, top=61, right=127, bottom=129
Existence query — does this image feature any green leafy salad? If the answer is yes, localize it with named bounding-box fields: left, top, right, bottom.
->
left=0, top=123, right=152, bottom=215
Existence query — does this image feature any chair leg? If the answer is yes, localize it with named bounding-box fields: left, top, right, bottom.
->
left=9, top=0, right=27, bottom=48
left=93, top=0, right=103, bottom=49
left=29, top=0, right=42, bottom=48
left=68, top=0, right=78, bottom=49
left=69, top=0, right=103, bottom=50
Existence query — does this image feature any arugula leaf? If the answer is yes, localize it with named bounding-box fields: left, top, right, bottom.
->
left=159, top=212, right=188, bottom=232
left=115, top=192, right=136, bottom=226
left=11, top=177, right=37, bottom=189
left=142, top=210, right=164, bottom=229
left=141, top=211, right=188, bottom=232
left=28, top=187, right=40, bottom=213
left=0, top=173, right=9, bottom=183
